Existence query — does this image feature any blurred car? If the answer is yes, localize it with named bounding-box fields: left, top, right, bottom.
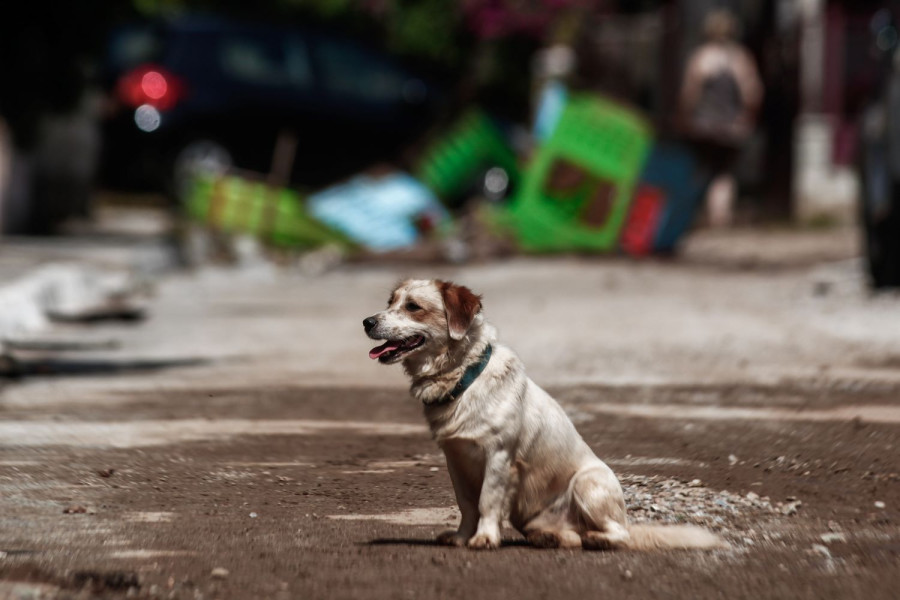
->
left=859, top=9, right=900, bottom=288
left=98, top=16, right=444, bottom=196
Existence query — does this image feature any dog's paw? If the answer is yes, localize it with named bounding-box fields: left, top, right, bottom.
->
left=436, top=530, right=467, bottom=547
left=527, top=530, right=562, bottom=549
left=467, top=532, right=500, bottom=550
left=581, top=531, right=618, bottom=551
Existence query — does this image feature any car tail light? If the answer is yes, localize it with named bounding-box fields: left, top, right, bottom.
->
left=116, top=64, right=184, bottom=111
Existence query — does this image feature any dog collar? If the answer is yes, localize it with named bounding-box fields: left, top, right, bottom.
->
left=430, top=344, right=493, bottom=406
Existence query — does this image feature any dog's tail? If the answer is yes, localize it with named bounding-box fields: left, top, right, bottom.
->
left=623, top=524, right=727, bottom=551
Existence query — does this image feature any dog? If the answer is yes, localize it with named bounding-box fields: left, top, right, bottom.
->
left=363, top=279, right=725, bottom=551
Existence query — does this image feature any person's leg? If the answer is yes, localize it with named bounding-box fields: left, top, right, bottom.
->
left=706, top=172, right=736, bottom=228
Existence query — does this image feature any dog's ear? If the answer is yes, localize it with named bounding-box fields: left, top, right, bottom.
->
left=437, top=280, right=482, bottom=341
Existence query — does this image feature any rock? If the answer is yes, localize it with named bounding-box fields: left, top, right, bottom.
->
left=781, top=501, right=802, bottom=516
left=210, top=568, right=229, bottom=580
left=621, top=569, right=633, bottom=581
left=728, top=454, right=738, bottom=466
left=63, top=505, right=87, bottom=514
left=746, top=492, right=759, bottom=501
left=688, top=479, right=703, bottom=487
left=97, top=469, right=115, bottom=478
left=820, top=532, right=846, bottom=544
left=810, top=544, right=832, bottom=558
left=874, top=501, right=886, bottom=509
left=249, top=512, right=258, bottom=518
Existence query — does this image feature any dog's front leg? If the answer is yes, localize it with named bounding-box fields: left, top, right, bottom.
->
left=467, top=448, right=511, bottom=550
left=437, top=455, right=480, bottom=547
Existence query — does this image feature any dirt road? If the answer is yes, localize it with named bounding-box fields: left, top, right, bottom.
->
left=1, top=227, right=898, bottom=599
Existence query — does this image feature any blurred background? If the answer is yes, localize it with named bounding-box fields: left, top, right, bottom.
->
left=1, top=0, right=899, bottom=287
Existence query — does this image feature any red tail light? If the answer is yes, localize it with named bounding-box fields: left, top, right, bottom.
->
left=116, top=64, right=184, bottom=110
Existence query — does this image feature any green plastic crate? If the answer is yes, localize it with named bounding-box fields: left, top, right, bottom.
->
left=415, top=110, right=520, bottom=202
left=185, top=174, right=351, bottom=250
left=508, top=94, right=652, bottom=252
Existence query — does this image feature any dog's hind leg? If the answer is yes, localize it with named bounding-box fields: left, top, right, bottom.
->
left=526, top=528, right=583, bottom=549
left=522, top=495, right=583, bottom=549
left=582, top=521, right=630, bottom=550
left=570, top=464, right=630, bottom=551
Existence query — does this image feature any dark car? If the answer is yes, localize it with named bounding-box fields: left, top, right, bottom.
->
left=98, top=16, right=444, bottom=196
left=859, top=8, right=900, bottom=288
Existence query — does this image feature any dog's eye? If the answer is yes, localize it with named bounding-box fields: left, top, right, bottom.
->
left=405, top=302, right=422, bottom=312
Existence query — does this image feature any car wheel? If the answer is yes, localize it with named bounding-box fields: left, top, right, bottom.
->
left=170, top=139, right=233, bottom=201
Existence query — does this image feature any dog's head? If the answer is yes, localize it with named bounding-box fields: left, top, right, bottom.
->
left=363, top=279, right=482, bottom=365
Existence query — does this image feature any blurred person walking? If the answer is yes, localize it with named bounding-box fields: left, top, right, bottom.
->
left=679, top=8, right=763, bottom=228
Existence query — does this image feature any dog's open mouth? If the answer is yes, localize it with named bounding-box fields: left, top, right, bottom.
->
left=368, top=335, right=426, bottom=363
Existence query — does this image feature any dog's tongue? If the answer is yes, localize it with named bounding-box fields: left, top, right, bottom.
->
left=369, top=341, right=401, bottom=359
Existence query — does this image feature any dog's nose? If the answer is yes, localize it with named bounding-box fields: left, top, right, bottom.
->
left=363, top=316, right=377, bottom=333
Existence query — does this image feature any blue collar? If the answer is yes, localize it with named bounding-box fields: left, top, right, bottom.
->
left=428, top=344, right=493, bottom=406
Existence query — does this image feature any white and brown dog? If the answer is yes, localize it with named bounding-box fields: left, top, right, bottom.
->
left=364, top=279, right=724, bottom=551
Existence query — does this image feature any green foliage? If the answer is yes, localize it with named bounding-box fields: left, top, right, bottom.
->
left=384, top=0, right=461, bottom=64
left=133, top=0, right=188, bottom=17
left=128, top=0, right=465, bottom=67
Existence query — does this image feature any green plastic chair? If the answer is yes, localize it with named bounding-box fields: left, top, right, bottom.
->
left=415, top=110, right=520, bottom=203
left=507, top=94, right=652, bottom=252
left=185, top=174, right=351, bottom=250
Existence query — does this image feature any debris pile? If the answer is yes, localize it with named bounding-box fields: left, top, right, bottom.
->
left=621, top=474, right=782, bottom=530
left=183, top=93, right=710, bottom=268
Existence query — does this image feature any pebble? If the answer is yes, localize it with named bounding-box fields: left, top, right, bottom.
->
left=810, top=544, right=832, bottom=559
left=728, top=454, right=738, bottom=466
left=820, top=532, right=846, bottom=544
left=211, top=567, right=229, bottom=579
left=621, top=569, right=633, bottom=581
left=781, top=501, right=802, bottom=516
left=249, top=512, right=258, bottom=518
left=874, top=501, right=886, bottom=509
left=621, top=474, right=779, bottom=529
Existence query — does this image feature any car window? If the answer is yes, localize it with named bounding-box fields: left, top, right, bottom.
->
left=315, top=38, right=406, bottom=103
left=218, top=32, right=313, bottom=89
left=107, top=25, right=162, bottom=74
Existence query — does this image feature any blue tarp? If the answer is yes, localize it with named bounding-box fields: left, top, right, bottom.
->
left=307, top=172, right=449, bottom=251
